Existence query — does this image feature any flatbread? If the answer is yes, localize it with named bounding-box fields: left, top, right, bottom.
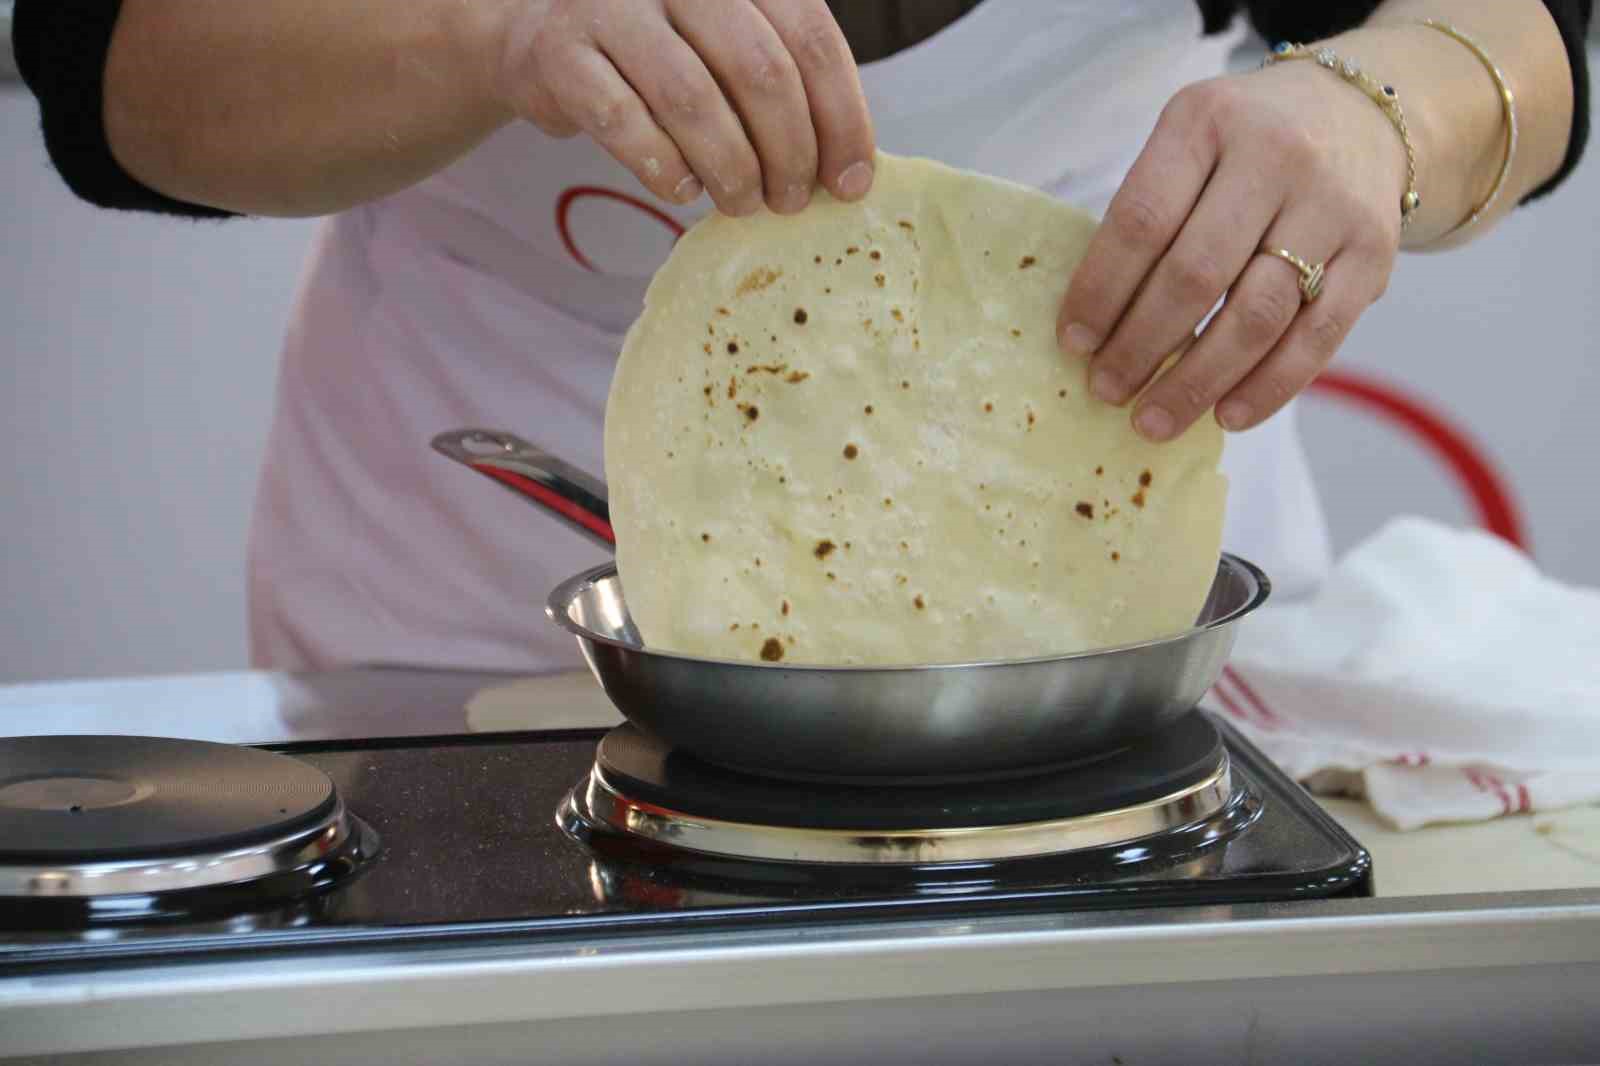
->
left=604, top=153, right=1226, bottom=665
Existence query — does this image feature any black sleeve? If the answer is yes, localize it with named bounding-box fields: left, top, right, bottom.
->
left=12, top=0, right=237, bottom=219
left=1201, top=0, right=1593, bottom=204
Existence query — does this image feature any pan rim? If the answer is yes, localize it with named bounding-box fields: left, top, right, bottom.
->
left=543, top=552, right=1270, bottom=673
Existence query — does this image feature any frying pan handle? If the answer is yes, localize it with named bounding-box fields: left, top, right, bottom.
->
left=431, top=429, right=615, bottom=551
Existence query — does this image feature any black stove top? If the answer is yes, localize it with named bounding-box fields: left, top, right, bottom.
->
left=0, top=715, right=1370, bottom=973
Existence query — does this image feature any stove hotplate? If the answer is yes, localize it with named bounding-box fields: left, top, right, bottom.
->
left=0, top=735, right=377, bottom=926
left=566, top=713, right=1244, bottom=865
left=0, top=715, right=1370, bottom=973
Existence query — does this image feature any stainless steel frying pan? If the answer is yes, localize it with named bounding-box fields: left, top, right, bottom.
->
left=433, top=429, right=1269, bottom=783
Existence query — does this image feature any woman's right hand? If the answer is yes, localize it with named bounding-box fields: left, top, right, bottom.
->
left=492, top=0, right=877, bottom=214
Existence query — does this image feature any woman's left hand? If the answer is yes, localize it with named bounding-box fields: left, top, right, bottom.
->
left=1056, top=60, right=1409, bottom=441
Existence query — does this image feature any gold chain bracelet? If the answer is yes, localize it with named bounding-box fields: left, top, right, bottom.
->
left=1262, top=41, right=1421, bottom=230
left=1417, top=19, right=1519, bottom=238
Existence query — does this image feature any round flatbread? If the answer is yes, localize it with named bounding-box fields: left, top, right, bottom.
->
left=604, top=153, right=1226, bottom=665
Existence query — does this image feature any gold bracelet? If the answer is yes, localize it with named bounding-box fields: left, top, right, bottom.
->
left=1263, top=41, right=1421, bottom=230
left=1417, top=19, right=1519, bottom=238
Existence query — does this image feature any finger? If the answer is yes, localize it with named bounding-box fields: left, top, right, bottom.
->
left=1131, top=214, right=1344, bottom=441
left=1214, top=248, right=1379, bottom=432
left=1056, top=83, right=1222, bottom=368
left=539, top=44, right=702, bottom=204
left=1085, top=154, right=1281, bottom=412
left=751, top=0, right=876, bottom=200
left=595, top=14, right=765, bottom=216
left=668, top=0, right=818, bottom=214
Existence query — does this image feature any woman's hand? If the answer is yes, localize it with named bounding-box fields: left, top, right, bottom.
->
left=493, top=0, right=876, bottom=215
left=1056, top=62, right=1409, bottom=441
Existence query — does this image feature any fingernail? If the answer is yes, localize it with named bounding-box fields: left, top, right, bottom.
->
left=1217, top=400, right=1251, bottom=431
left=1135, top=404, right=1175, bottom=441
left=780, top=182, right=811, bottom=213
left=673, top=176, right=704, bottom=203
left=1090, top=367, right=1124, bottom=405
left=1060, top=323, right=1101, bottom=359
left=836, top=160, right=873, bottom=200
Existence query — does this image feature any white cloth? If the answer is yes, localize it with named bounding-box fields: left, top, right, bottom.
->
left=248, top=0, right=1330, bottom=673
left=1203, top=517, right=1600, bottom=830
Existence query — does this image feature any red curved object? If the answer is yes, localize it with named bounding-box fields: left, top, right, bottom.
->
left=471, top=465, right=616, bottom=546
left=555, top=185, right=686, bottom=273
left=1307, top=369, right=1528, bottom=551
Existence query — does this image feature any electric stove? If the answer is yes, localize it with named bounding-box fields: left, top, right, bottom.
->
left=0, top=708, right=1368, bottom=974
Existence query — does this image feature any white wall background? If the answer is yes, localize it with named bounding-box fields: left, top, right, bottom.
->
left=2, top=43, right=1598, bottom=684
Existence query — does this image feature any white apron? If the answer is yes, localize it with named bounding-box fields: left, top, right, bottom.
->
left=248, top=0, right=1331, bottom=672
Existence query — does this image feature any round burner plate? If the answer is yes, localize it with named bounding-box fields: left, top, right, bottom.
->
left=564, top=713, right=1238, bottom=865
left=0, top=736, right=376, bottom=903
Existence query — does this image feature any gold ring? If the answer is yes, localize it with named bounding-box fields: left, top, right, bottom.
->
left=1262, top=247, right=1325, bottom=303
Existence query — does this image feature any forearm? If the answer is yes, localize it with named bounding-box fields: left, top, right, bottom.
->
left=1327, top=0, right=1575, bottom=248
left=105, top=0, right=513, bottom=217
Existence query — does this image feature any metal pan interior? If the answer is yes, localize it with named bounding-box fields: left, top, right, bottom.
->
left=545, top=553, right=1268, bottom=673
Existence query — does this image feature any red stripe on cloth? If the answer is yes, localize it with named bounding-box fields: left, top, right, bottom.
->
left=1485, top=772, right=1523, bottom=815
left=1208, top=678, right=1256, bottom=725
left=1391, top=752, right=1433, bottom=768
left=1221, top=665, right=1282, bottom=728
left=1464, top=768, right=1513, bottom=814
left=1516, top=783, right=1533, bottom=813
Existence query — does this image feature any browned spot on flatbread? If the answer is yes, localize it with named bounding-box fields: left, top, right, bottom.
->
left=737, top=267, right=781, bottom=295
left=914, top=594, right=926, bottom=610
left=869, top=249, right=882, bottom=261
left=786, top=370, right=810, bottom=384
left=1019, top=256, right=1036, bottom=269
left=781, top=600, right=791, bottom=616
left=760, top=637, right=784, bottom=661
left=1132, top=490, right=1146, bottom=508
left=1140, top=469, right=1153, bottom=487
left=793, top=308, right=808, bottom=324
left=747, top=363, right=788, bottom=375
left=1076, top=502, right=1095, bottom=519
left=814, top=539, right=836, bottom=559
left=897, top=220, right=915, bottom=231
left=843, top=443, right=859, bottom=460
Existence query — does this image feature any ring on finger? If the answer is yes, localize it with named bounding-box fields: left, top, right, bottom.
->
left=1259, top=246, right=1326, bottom=303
